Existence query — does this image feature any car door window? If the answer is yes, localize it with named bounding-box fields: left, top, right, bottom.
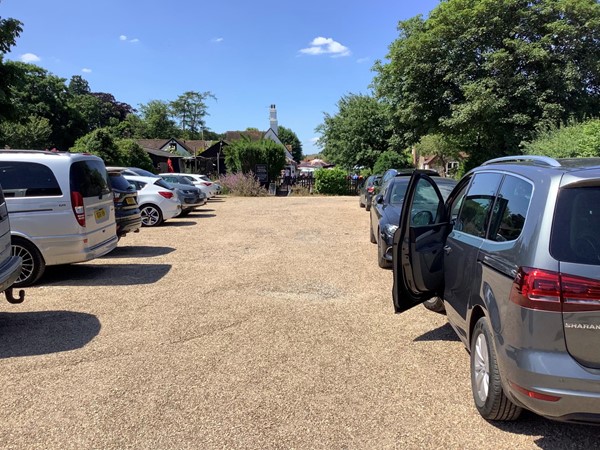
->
left=488, top=176, right=533, bottom=242
left=455, top=173, right=503, bottom=238
left=410, top=178, right=443, bottom=226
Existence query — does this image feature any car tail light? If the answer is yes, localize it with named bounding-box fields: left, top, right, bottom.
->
left=158, top=191, right=174, bottom=199
left=201, top=181, right=212, bottom=186
left=508, top=381, right=561, bottom=402
left=367, top=186, right=375, bottom=193
left=510, top=267, right=600, bottom=312
left=71, top=191, right=86, bottom=227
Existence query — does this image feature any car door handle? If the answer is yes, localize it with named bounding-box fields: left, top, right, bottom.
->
left=443, top=245, right=452, bottom=255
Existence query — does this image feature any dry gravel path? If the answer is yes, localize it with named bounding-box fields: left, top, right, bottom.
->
left=0, top=196, right=597, bottom=449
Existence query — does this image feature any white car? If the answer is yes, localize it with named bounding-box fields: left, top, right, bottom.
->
left=162, top=173, right=219, bottom=198
left=123, top=175, right=181, bottom=226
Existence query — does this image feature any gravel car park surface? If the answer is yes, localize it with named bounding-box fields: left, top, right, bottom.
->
left=0, top=196, right=597, bottom=449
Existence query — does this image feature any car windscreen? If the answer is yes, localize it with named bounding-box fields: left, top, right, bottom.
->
left=551, top=186, right=600, bottom=265
left=175, top=177, right=194, bottom=186
left=130, top=167, right=157, bottom=177
left=70, top=160, right=111, bottom=197
left=0, top=161, right=62, bottom=197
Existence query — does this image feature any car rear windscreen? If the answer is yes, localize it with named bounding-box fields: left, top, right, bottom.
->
left=0, top=161, right=62, bottom=197
left=551, top=186, right=600, bottom=265
left=70, top=160, right=111, bottom=197
left=109, top=173, right=134, bottom=191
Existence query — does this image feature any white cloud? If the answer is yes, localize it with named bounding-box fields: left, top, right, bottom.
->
left=356, top=57, right=370, bottom=64
left=309, top=137, right=320, bottom=144
left=119, top=35, right=139, bottom=43
left=20, top=53, right=41, bottom=63
left=82, top=68, right=92, bottom=73
left=211, top=37, right=224, bottom=43
left=300, top=37, right=351, bottom=57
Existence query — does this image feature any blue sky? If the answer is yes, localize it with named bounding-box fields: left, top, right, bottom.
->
left=3, top=0, right=440, bottom=155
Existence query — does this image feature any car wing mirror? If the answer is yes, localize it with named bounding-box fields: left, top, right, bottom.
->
left=375, top=195, right=384, bottom=204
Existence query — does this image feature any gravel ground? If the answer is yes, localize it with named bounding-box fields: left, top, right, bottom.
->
left=0, top=196, right=597, bottom=449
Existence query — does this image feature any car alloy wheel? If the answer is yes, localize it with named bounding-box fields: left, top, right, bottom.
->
left=473, top=333, right=490, bottom=403
left=140, top=205, right=163, bottom=227
left=11, top=237, right=45, bottom=287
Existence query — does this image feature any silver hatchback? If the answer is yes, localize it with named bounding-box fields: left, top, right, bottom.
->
left=393, top=156, right=600, bottom=424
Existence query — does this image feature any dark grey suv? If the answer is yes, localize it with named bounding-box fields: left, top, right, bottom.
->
left=393, top=155, right=600, bottom=424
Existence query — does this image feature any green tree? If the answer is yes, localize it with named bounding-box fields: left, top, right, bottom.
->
left=224, top=137, right=286, bottom=180
left=0, top=115, right=51, bottom=149
left=0, top=5, right=23, bottom=120
left=315, top=94, right=392, bottom=170
left=523, top=119, right=600, bottom=158
left=67, top=75, right=90, bottom=95
left=373, top=0, right=600, bottom=169
left=138, top=100, right=179, bottom=138
left=278, top=125, right=303, bottom=162
left=414, top=134, right=461, bottom=175
left=71, top=128, right=124, bottom=165
left=169, top=91, right=216, bottom=138
left=372, top=150, right=412, bottom=175
left=117, top=139, right=154, bottom=171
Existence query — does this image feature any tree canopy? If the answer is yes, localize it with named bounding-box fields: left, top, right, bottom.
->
left=278, top=126, right=303, bottom=162
left=373, top=0, right=600, bottom=168
left=224, top=137, right=286, bottom=181
left=523, top=119, right=600, bottom=158
left=316, top=94, right=392, bottom=170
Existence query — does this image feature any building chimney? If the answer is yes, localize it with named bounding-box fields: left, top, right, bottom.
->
left=269, top=104, right=278, bottom=136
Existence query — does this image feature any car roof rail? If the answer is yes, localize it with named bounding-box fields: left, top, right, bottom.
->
left=482, top=155, right=561, bottom=167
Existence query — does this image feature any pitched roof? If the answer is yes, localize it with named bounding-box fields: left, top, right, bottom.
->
left=224, top=130, right=264, bottom=142
left=136, top=139, right=171, bottom=150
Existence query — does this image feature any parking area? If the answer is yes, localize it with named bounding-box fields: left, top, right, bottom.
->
left=0, top=196, right=597, bottom=449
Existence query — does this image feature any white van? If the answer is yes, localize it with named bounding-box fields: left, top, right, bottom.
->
left=0, top=150, right=118, bottom=286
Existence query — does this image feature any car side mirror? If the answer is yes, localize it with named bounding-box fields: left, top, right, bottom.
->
left=375, top=195, right=384, bottom=204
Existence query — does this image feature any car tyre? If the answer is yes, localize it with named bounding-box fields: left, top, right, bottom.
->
left=377, top=237, right=392, bottom=269
left=365, top=201, right=371, bottom=212
left=423, top=297, right=446, bottom=314
left=370, top=224, right=377, bottom=244
left=140, top=204, right=164, bottom=227
left=359, top=197, right=365, bottom=208
left=11, top=237, right=45, bottom=287
left=470, top=317, right=522, bottom=421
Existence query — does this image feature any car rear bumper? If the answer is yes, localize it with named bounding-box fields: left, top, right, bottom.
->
left=32, top=233, right=119, bottom=266
left=116, top=215, right=142, bottom=237
left=0, top=255, right=22, bottom=294
left=499, top=348, right=600, bottom=423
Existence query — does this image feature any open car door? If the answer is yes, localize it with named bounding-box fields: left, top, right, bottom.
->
left=392, top=171, right=449, bottom=313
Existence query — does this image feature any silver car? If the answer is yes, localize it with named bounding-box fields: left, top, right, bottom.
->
left=393, top=156, right=600, bottom=424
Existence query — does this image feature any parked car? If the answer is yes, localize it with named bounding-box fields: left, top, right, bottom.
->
left=163, top=173, right=218, bottom=198
left=106, top=166, right=159, bottom=178
left=392, top=156, right=600, bottom=424
left=158, top=175, right=207, bottom=216
left=0, top=182, right=25, bottom=304
left=370, top=173, right=456, bottom=268
left=159, top=174, right=212, bottom=203
left=196, top=174, right=222, bottom=195
left=0, top=150, right=118, bottom=287
left=122, top=175, right=181, bottom=227
left=107, top=170, right=142, bottom=238
left=358, top=174, right=381, bottom=211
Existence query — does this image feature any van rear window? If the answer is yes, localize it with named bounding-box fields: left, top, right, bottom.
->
left=0, top=161, right=62, bottom=197
left=551, top=187, right=600, bottom=265
left=70, top=160, right=111, bottom=197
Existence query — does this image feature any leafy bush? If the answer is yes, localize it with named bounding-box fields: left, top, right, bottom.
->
left=117, top=139, right=154, bottom=171
left=224, top=137, right=286, bottom=181
left=71, top=128, right=124, bottom=165
left=523, top=119, right=600, bottom=158
left=218, top=172, right=267, bottom=197
left=314, top=168, right=348, bottom=195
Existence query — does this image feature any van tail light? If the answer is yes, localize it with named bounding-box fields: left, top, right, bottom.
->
left=510, top=267, right=600, bottom=312
left=71, top=191, right=86, bottom=227
left=158, top=191, right=174, bottom=199
left=367, top=186, right=375, bottom=193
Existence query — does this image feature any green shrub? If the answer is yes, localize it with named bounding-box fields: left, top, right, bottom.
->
left=372, top=150, right=411, bottom=175
left=314, top=168, right=348, bottom=195
left=218, top=172, right=267, bottom=196
left=523, top=119, right=600, bottom=158
left=117, top=139, right=154, bottom=171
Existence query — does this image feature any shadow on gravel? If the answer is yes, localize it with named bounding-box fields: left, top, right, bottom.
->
left=40, top=263, right=171, bottom=286
left=186, top=212, right=216, bottom=219
left=162, top=220, right=196, bottom=227
left=413, top=322, right=460, bottom=342
left=208, top=199, right=225, bottom=203
left=0, top=310, right=100, bottom=358
left=491, top=411, right=599, bottom=448
left=102, top=245, right=175, bottom=259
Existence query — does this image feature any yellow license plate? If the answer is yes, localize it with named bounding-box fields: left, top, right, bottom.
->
left=95, top=208, right=106, bottom=220
left=125, top=197, right=135, bottom=205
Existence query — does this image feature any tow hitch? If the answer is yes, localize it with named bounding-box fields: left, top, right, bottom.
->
left=5, top=287, right=25, bottom=304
